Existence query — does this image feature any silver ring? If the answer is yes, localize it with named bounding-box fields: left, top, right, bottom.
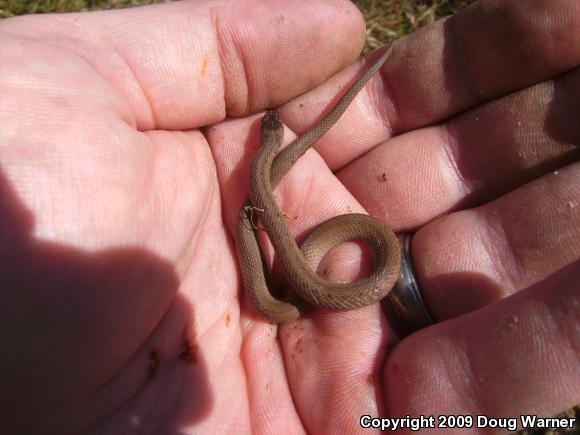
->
left=383, top=233, right=434, bottom=337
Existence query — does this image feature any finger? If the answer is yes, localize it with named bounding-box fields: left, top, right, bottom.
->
left=1, top=0, right=365, bottom=130
left=415, top=161, right=580, bottom=321
left=340, top=65, right=580, bottom=229
left=241, top=326, right=306, bottom=435
left=387, top=0, right=580, bottom=132
left=280, top=312, right=392, bottom=433
left=276, top=0, right=580, bottom=172
left=384, top=260, right=580, bottom=430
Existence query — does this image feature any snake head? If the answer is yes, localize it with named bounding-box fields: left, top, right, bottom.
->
left=261, top=109, right=283, bottom=132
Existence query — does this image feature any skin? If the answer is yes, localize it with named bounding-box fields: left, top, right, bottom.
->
left=0, top=0, right=579, bottom=434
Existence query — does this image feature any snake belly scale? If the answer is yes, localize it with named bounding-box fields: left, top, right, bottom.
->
left=237, top=44, right=401, bottom=323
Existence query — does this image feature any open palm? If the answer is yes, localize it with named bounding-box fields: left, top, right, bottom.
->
left=1, top=0, right=578, bottom=433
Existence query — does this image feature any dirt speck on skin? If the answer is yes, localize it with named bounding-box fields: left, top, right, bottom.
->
left=179, top=324, right=198, bottom=364
left=293, top=337, right=304, bottom=355
left=147, top=349, right=162, bottom=379
left=179, top=339, right=198, bottom=363
left=366, top=374, right=374, bottom=385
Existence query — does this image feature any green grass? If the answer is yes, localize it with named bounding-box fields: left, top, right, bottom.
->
left=353, top=0, right=476, bottom=51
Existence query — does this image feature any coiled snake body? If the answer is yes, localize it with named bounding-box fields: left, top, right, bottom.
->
left=237, top=45, right=401, bottom=323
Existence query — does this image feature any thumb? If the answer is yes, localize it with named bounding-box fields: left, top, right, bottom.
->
left=3, top=0, right=366, bottom=129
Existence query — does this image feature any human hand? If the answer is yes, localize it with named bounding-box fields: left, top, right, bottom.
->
left=0, top=0, right=578, bottom=434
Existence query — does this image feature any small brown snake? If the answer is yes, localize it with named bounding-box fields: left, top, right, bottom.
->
left=237, top=44, right=401, bottom=323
